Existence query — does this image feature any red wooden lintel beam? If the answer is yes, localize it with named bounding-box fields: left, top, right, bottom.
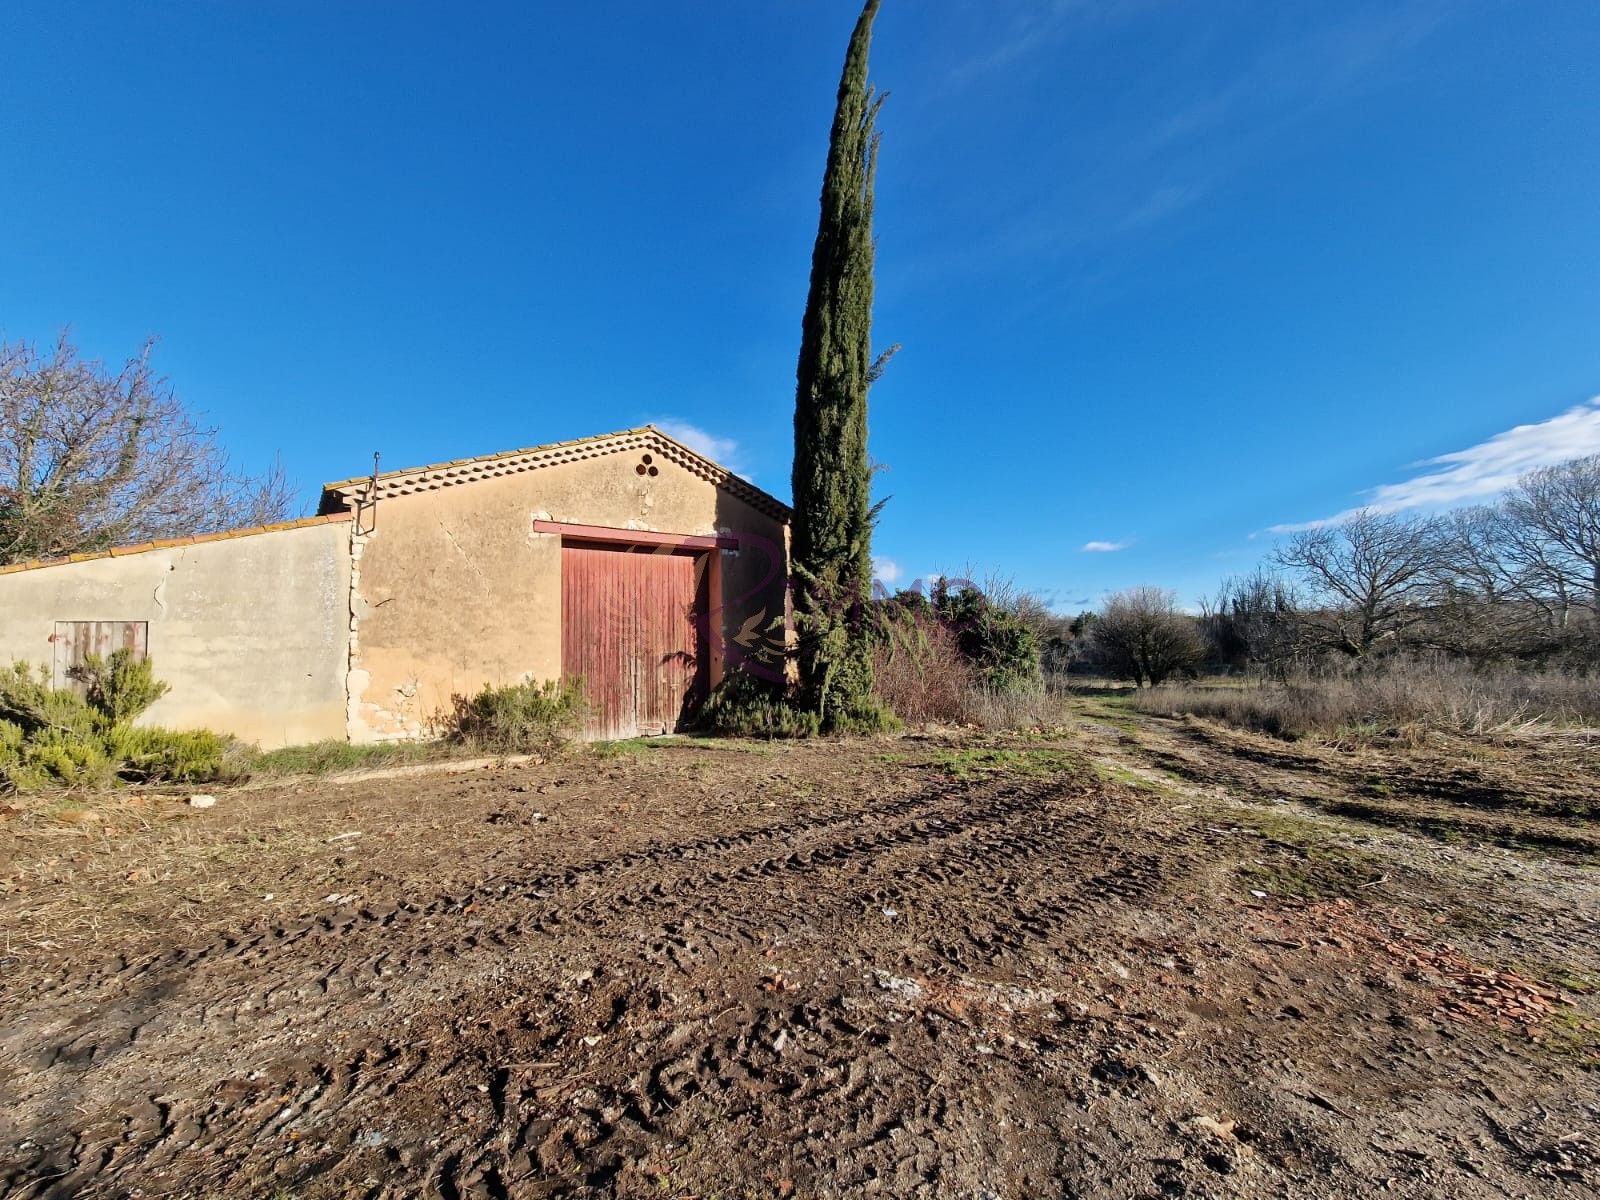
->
left=533, top=519, right=739, bottom=550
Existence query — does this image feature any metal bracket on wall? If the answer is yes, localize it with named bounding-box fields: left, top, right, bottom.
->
left=354, top=451, right=381, bottom=536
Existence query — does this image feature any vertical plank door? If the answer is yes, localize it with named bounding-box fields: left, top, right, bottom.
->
left=561, top=542, right=708, bottom=739
left=52, top=621, right=149, bottom=692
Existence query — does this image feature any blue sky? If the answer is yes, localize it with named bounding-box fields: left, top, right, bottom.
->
left=4, top=1, right=1598, bottom=611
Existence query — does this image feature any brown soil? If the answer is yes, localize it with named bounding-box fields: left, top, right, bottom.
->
left=0, top=708, right=1596, bottom=1199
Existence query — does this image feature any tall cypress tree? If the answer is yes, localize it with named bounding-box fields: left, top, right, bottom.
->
left=791, top=0, right=888, bottom=729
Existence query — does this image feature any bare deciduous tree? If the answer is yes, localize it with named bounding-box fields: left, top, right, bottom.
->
left=1502, top=454, right=1600, bottom=616
left=0, top=334, right=296, bottom=564
left=1272, top=509, right=1445, bottom=659
left=1437, top=507, right=1517, bottom=605
left=1492, top=508, right=1581, bottom=632
left=1427, top=506, right=1568, bottom=658
left=1090, top=586, right=1206, bottom=687
left=1200, top=569, right=1305, bottom=677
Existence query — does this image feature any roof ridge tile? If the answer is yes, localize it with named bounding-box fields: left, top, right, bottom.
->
left=317, top=427, right=791, bottom=521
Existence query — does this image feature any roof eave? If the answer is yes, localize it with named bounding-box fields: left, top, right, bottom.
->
left=318, top=426, right=792, bottom=522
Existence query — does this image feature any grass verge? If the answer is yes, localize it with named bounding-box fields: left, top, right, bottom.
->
left=249, top=739, right=459, bottom=776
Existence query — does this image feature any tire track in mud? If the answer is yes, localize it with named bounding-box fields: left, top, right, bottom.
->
left=12, top=777, right=978, bottom=1007
left=1, top=782, right=970, bottom=1090
left=0, top=773, right=1200, bottom=1200
left=8, top=778, right=1072, bottom=1094
left=16, top=776, right=1085, bottom=1031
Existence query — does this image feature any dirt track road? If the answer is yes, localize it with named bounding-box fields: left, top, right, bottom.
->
left=1, top=717, right=1596, bottom=1198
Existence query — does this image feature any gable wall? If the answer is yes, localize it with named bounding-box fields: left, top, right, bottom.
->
left=347, top=448, right=788, bottom=740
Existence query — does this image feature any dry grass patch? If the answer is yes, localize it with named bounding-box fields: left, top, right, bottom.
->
left=1131, top=662, right=1600, bottom=744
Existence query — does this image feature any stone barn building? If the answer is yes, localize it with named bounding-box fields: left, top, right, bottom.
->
left=0, top=428, right=791, bottom=747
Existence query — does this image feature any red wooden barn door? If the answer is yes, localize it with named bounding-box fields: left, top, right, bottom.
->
left=561, top=541, right=709, bottom=739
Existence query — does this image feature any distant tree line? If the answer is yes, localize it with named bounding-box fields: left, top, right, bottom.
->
left=1039, top=453, right=1600, bottom=686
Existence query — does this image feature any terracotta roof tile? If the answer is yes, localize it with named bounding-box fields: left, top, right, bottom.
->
left=317, top=426, right=792, bottom=523
left=0, top=511, right=354, bottom=576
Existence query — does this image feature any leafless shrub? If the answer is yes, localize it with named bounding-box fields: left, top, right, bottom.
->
left=870, top=611, right=971, bottom=724
left=1199, top=569, right=1308, bottom=677
left=959, top=682, right=1062, bottom=731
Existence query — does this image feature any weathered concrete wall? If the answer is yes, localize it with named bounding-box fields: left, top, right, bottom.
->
left=0, top=521, right=351, bottom=748
left=348, top=450, right=789, bottom=740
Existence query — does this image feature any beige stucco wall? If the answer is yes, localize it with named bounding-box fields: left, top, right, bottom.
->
left=348, top=451, right=789, bottom=740
left=0, top=522, right=351, bottom=749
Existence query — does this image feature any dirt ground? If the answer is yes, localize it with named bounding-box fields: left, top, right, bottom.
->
left=1, top=698, right=1597, bottom=1199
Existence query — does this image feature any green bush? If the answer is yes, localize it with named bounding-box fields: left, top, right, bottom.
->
left=0, top=666, right=112, bottom=791
left=21, top=727, right=119, bottom=789
left=73, top=649, right=170, bottom=724
left=0, top=718, right=76, bottom=793
left=871, top=581, right=1041, bottom=694
left=929, top=582, right=1041, bottom=691
left=107, top=725, right=240, bottom=783
left=0, top=662, right=101, bottom=737
left=0, top=719, right=37, bottom=791
left=0, top=655, right=235, bottom=793
left=446, top=677, right=586, bottom=757
left=827, top=695, right=901, bottom=735
left=697, top=664, right=900, bottom=738
left=697, top=670, right=822, bottom=738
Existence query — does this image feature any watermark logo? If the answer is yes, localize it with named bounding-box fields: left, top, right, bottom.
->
left=568, top=526, right=984, bottom=688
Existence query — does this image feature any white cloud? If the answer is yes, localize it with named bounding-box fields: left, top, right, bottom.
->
left=949, top=0, right=1166, bottom=85
left=650, top=419, right=747, bottom=478
left=1269, top=397, right=1600, bottom=534
left=948, top=0, right=1086, bottom=84
left=873, top=556, right=903, bottom=585
left=1115, top=182, right=1209, bottom=233
left=1082, top=539, right=1131, bottom=553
